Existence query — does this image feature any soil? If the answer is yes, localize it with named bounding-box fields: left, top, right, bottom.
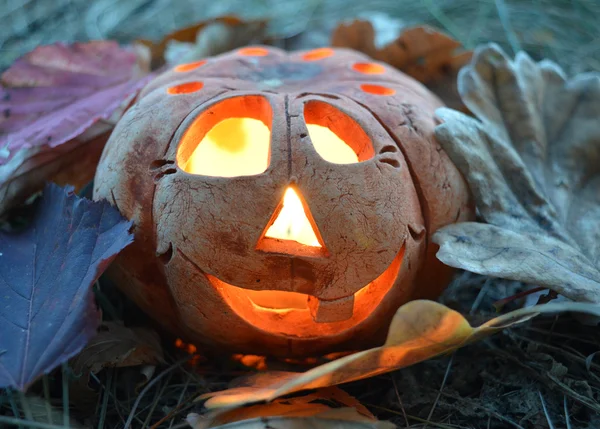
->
left=80, top=273, right=600, bottom=428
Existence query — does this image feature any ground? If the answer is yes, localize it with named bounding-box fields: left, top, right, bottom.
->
left=1, top=0, right=600, bottom=428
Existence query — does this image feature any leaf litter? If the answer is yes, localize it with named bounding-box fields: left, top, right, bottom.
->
left=0, top=183, right=133, bottom=391
left=433, top=43, right=600, bottom=304
left=0, top=8, right=598, bottom=427
left=0, top=41, right=152, bottom=215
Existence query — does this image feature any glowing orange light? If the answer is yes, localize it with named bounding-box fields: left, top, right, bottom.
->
left=174, top=60, right=207, bottom=72
left=265, top=187, right=321, bottom=247
left=306, top=124, right=359, bottom=164
left=231, top=354, right=268, bottom=370
left=302, top=48, right=334, bottom=61
left=167, top=81, right=204, bottom=94
left=238, top=47, right=269, bottom=56
left=360, top=84, right=396, bottom=96
left=352, top=62, right=385, bottom=74
left=185, top=117, right=270, bottom=177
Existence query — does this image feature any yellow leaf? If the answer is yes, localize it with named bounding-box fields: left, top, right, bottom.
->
left=200, top=300, right=600, bottom=409
left=189, top=386, right=393, bottom=429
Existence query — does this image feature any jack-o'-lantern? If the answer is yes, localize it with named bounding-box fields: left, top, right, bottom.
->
left=93, top=46, right=473, bottom=357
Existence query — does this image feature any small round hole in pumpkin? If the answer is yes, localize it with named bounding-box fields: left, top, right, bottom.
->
left=167, top=81, right=204, bottom=94
left=238, top=47, right=269, bottom=56
left=174, top=60, right=207, bottom=72
left=360, top=84, right=395, bottom=96
left=302, top=48, right=334, bottom=61
left=352, top=62, right=385, bottom=74
left=176, top=96, right=272, bottom=177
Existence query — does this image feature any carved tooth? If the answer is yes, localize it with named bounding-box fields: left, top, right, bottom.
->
left=308, top=295, right=354, bottom=323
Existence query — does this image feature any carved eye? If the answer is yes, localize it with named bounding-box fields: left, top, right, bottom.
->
left=304, top=101, right=374, bottom=164
left=176, top=96, right=272, bottom=177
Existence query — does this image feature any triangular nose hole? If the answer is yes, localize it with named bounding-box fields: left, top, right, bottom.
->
left=256, top=187, right=328, bottom=258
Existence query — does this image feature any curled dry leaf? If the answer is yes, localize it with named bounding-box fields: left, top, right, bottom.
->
left=69, top=321, right=164, bottom=412
left=71, top=321, right=164, bottom=378
left=0, top=184, right=133, bottom=390
left=138, top=16, right=268, bottom=68
left=0, top=41, right=152, bottom=214
left=198, top=300, right=600, bottom=409
left=433, top=44, right=600, bottom=304
left=188, top=416, right=391, bottom=429
left=331, top=21, right=471, bottom=110
left=188, top=384, right=392, bottom=429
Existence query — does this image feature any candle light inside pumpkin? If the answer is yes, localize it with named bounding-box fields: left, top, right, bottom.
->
left=265, top=187, right=321, bottom=247
left=184, top=119, right=359, bottom=177
left=183, top=117, right=359, bottom=251
left=185, top=117, right=270, bottom=177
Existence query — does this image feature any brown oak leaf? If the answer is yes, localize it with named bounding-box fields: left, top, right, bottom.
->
left=332, top=21, right=471, bottom=110
left=138, top=16, right=268, bottom=69
left=69, top=322, right=164, bottom=411
left=433, top=44, right=600, bottom=303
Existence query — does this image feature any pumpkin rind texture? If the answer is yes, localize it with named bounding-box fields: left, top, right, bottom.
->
left=93, top=46, right=473, bottom=357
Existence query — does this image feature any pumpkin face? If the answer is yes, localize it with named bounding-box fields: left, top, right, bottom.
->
left=93, top=47, right=473, bottom=357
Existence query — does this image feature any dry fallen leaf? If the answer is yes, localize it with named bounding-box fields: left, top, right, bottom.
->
left=189, top=383, right=392, bottom=429
left=69, top=322, right=164, bottom=410
left=138, top=16, right=267, bottom=68
left=188, top=416, right=392, bottom=429
left=0, top=184, right=133, bottom=390
left=433, top=43, right=600, bottom=304
left=71, top=322, right=164, bottom=375
left=198, top=300, right=600, bottom=409
left=0, top=41, right=152, bottom=214
left=331, top=21, right=471, bottom=110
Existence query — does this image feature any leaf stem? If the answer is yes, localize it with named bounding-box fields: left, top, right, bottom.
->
left=97, top=367, right=113, bottom=429
left=421, top=0, right=467, bottom=46
left=18, top=390, right=34, bottom=422
left=61, top=363, right=69, bottom=428
left=7, top=389, right=23, bottom=429
left=0, top=416, right=71, bottom=429
left=123, top=358, right=187, bottom=429
left=494, top=0, right=522, bottom=54
left=43, top=376, right=53, bottom=425
left=493, top=287, right=547, bottom=311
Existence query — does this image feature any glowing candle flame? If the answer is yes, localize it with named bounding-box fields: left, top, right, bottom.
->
left=306, top=124, right=359, bottom=164
left=265, top=187, right=321, bottom=247
left=186, top=118, right=270, bottom=177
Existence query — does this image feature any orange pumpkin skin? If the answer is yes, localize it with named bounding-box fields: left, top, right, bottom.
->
left=93, top=47, right=473, bottom=357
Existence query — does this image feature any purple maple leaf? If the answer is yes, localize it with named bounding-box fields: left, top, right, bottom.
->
left=0, top=183, right=133, bottom=390
left=0, top=41, right=152, bottom=164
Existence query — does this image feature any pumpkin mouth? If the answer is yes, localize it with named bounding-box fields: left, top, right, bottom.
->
left=207, top=244, right=405, bottom=338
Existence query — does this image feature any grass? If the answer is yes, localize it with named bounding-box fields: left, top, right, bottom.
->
left=4, top=275, right=597, bottom=428
left=1, top=0, right=600, bottom=72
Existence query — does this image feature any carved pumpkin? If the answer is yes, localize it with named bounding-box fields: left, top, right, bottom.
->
left=93, top=46, right=473, bottom=357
